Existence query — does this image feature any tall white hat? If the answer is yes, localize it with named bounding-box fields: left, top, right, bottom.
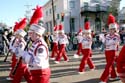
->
left=30, top=24, right=45, bottom=36
left=15, top=29, right=26, bottom=37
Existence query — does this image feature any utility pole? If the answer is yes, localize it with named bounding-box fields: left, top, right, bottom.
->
left=24, top=4, right=32, bottom=31
left=52, top=0, right=56, bottom=26
left=24, top=4, right=32, bottom=22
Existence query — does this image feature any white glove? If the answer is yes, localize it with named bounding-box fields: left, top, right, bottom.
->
left=11, top=47, right=16, bottom=53
left=15, top=48, right=24, bottom=57
left=22, top=52, right=31, bottom=64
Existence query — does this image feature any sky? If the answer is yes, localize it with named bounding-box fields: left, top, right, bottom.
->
left=0, top=0, right=125, bottom=27
left=120, top=0, right=125, bottom=9
left=0, top=0, right=49, bottom=27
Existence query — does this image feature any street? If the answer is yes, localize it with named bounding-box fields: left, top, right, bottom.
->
left=0, top=50, right=122, bottom=83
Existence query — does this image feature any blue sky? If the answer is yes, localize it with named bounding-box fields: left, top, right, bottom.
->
left=0, top=0, right=49, bottom=27
left=0, top=0, right=125, bottom=27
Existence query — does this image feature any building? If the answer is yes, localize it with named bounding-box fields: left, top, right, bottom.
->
left=118, top=7, right=125, bottom=24
left=80, top=0, right=112, bottom=32
left=111, top=0, right=121, bottom=9
left=43, top=0, right=80, bottom=34
left=43, top=0, right=121, bottom=33
left=118, top=7, right=125, bottom=27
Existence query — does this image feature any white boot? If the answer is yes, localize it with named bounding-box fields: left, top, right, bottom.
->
left=74, top=54, right=79, bottom=58
left=6, top=77, right=13, bottom=80
left=98, top=81, right=106, bottom=83
left=50, top=57, right=55, bottom=60
left=78, top=71, right=85, bottom=74
left=54, top=61, right=60, bottom=64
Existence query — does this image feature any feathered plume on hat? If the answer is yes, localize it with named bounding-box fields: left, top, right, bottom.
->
left=13, top=18, right=27, bottom=36
left=58, top=24, right=64, bottom=33
left=13, top=22, right=19, bottom=32
left=84, top=21, right=91, bottom=33
left=29, top=5, right=43, bottom=25
left=54, top=25, right=58, bottom=33
left=18, top=18, right=27, bottom=30
left=78, top=28, right=83, bottom=35
left=108, top=14, right=117, bottom=30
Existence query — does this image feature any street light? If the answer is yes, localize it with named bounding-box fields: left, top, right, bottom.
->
left=61, top=12, right=65, bottom=22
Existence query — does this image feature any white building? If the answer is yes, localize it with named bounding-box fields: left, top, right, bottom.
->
left=43, top=0, right=80, bottom=33
left=118, top=7, right=125, bottom=24
left=80, top=0, right=111, bottom=32
left=43, top=0, right=112, bottom=33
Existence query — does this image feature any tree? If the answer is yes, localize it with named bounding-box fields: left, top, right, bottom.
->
left=108, top=0, right=121, bottom=20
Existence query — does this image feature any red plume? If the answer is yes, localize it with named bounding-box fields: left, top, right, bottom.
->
left=54, top=25, right=58, bottom=31
left=78, top=28, right=82, bottom=33
left=18, top=18, right=27, bottom=30
left=30, top=5, right=43, bottom=25
left=59, top=24, right=63, bottom=30
left=108, top=14, right=116, bottom=25
left=84, top=22, right=90, bottom=30
left=13, top=22, right=19, bottom=32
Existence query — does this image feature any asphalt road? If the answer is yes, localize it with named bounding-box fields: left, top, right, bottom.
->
left=0, top=50, right=122, bottom=83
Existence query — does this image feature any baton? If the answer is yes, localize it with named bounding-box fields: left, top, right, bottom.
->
left=3, top=50, right=10, bottom=62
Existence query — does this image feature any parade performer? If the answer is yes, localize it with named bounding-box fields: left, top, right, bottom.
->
left=6, top=18, right=32, bottom=82
left=12, top=29, right=32, bottom=83
left=17, top=24, right=51, bottom=83
left=6, top=31, right=16, bottom=81
left=117, top=45, right=125, bottom=83
left=78, top=21, right=95, bottom=74
left=50, top=25, right=59, bottom=60
left=74, top=28, right=83, bottom=58
left=55, top=24, right=69, bottom=63
left=99, top=14, right=120, bottom=83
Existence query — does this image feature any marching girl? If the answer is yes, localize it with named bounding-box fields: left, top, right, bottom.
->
left=78, top=21, right=95, bottom=74
left=55, top=24, right=69, bottom=63
left=74, top=28, right=83, bottom=58
left=50, top=25, right=59, bottom=60
left=99, top=14, right=120, bottom=83
left=117, top=45, right=125, bottom=83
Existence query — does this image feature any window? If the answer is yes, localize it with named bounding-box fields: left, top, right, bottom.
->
left=70, top=18, right=75, bottom=32
left=57, top=14, right=60, bottom=19
left=92, top=0, right=100, bottom=3
left=49, top=8, right=51, bottom=14
left=69, top=1, right=75, bottom=8
left=46, top=11, right=48, bottom=16
left=84, top=2, right=88, bottom=6
left=96, top=4, right=100, bottom=11
left=54, top=5, right=56, bottom=11
left=84, top=2, right=88, bottom=10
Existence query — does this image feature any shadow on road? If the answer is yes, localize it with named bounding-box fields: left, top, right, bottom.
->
left=0, top=76, right=11, bottom=83
left=51, top=68, right=78, bottom=78
left=73, top=78, right=99, bottom=83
